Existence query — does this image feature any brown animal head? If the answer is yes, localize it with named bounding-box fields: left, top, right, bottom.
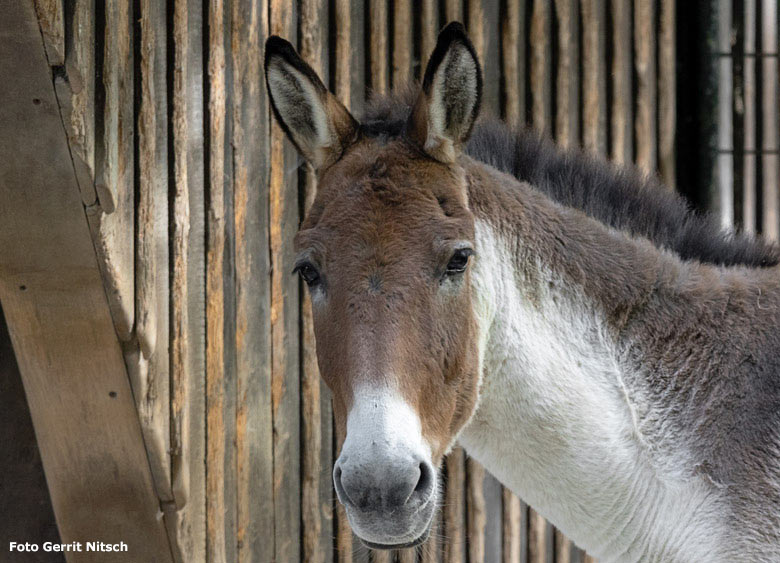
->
left=265, top=22, right=483, bottom=548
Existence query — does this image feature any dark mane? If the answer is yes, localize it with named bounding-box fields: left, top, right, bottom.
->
left=359, top=89, right=780, bottom=268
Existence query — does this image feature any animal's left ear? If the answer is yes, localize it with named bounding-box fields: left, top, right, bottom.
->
left=408, top=22, right=483, bottom=163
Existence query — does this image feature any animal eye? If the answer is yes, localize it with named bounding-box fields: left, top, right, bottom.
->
left=293, top=261, right=321, bottom=287
left=446, top=248, right=474, bottom=274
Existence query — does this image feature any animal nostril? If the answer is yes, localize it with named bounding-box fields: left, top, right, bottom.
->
left=333, top=465, right=354, bottom=507
left=413, top=462, right=434, bottom=500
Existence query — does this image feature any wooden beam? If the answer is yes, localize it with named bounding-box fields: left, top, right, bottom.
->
left=270, top=1, right=302, bottom=560
left=206, top=0, right=236, bottom=561
left=582, top=0, right=607, bottom=155
left=467, top=458, right=486, bottom=562
left=610, top=0, right=633, bottom=164
left=33, top=0, right=65, bottom=65
left=501, top=0, right=524, bottom=124
left=369, top=0, right=388, bottom=94
left=530, top=0, right=551, bottom=134
left=392, top=0, right=412, bottom=88
left=133, top=0, right=174, bottom=511
left=232, top=0, right=274, bottom=560
left=555, top=0, right=579, bottom=148
left=634, top=0, right=657, bottom=172
left=443, top=448, right=466, bottom=563
left=658, top=0, right=676, bottom=187
left=170, top=0, right=207, bottom=558
left=0, top=2, right=173, bottom=561
left=300, top=1, right=334, bottom=561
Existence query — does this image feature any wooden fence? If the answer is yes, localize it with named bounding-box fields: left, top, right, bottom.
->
left=4, top=0, right=778, bottom=562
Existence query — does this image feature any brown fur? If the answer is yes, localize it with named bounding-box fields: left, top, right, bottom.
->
left=297, top=140, right=481, bottom=461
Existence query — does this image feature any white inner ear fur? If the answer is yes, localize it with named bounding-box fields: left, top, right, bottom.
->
left=425, top=44, right=479, bottom=157
left=267, top=59, right=332, bottom=166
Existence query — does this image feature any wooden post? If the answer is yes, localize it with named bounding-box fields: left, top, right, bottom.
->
left=530, top=0, right=552, bottom=134
left=300, top=1, right=334, bottom=561
left=555, top=0, right=579, bottom=148
left=502, top=488, right=521, bottom=563
left=761, top=0, right=779, bottom=239
left=93, top=0, right=135, bottom=341
left=33, top=0, right=65, bottom=64
left=135, top=0, right=174, bottom=516
left=392, top=0, right=412, bottom=88
left=582, top=0, right=607, bottom=154
left=0, top=2, right=174, bottom=560
left=611, top=0, right=633, bottom=164
left=444, top=448, right=467, bottom=563
left=369, top=0, right=388, bottom=94
left=634, top=0, right=657, bottom=173
left=232, top=0, right=274, bottom=560
left=658, top=0, right=676, bottom=187
left=206, top=0, right=238, bottom=561
left=420, top=0, right=438, bottom=66
left=501, top=0, right=525, bottom=124
left=269, top=1, right=302, bottom=560
left=170, top=0, right=207, bottom=559
left=743, top=0, right=757, bottom=232
left=467, top=458, right=487, bottom=562
left=445, top=0, right=463, bottom=23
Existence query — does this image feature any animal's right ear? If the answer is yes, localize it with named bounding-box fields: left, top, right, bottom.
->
left=265, top=36, right=359, bottom=169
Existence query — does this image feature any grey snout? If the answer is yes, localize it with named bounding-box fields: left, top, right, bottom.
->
left=334, top=454, right=435, bottom=513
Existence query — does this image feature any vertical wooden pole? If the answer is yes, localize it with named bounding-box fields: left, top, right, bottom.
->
left=206, top=0, right=228, bottom=558
left=582, top=0, right=607, bottom=154
left=369, top=0, right=388, bottom=95
left=393, top=0, right=412, bottom=88
left=206, top=0, right=238, bottom=561
left=743, top=0, right=757, bottom=232
left=171, top=0, right=207, bottom=559
left=717, top=0, right=734, bottom=226
left=94, top=0, right=134, bottom=341
left=269, top=0, right=302, bottom=560
left=530, top=0, right=552, bottom=134
left=333, top=3, right=354, bottom=562
left=611, top=0, right=633, bottom=164
left=761, top=0, right=779, bottom=239
left=300, top=1, right=333, bottom=561
left=555, top=0, right=579, bottom=148
left=33, top=0, right=65, bottom=64
left=502, top=488, right=521, bottom=563
left=445, top=0, right=463, bottom=23
left=634, top=0, right=657, bottom=172
left=421, top=0, right=439, bottom=65
left=135, top=0, right=174, bottom=546
left=61, top=0, right=97, bottom=204
left=468, top=0, right=485, bottom=64
left=502, top=0, right=525, bottom=124
left=658, top=0, right=676, bottom=187
left=527, top=509, right=548, bottom=563
left=444, top=448, right=467, bottom=563
left=233, top=0, right=273, bottom=560
left=467, top=458, right=487, bottom=563
left=422, top=509, right=442, bottom=563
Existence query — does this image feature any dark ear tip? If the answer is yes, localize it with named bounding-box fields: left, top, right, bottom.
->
left=439, top=21, right=468, bottom=41
left=264, top=35, right=297, bottom=67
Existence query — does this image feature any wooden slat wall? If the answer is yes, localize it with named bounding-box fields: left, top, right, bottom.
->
left=30, top=1, right=780, bottom=562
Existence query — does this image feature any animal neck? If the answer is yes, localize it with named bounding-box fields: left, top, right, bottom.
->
left=457, top=159, right=733, bottom=562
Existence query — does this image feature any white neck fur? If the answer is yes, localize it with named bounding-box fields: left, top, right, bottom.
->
left=457, top=220, right=731, bottom=562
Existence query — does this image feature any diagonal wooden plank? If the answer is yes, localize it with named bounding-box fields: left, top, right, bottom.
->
left=0, top=2, right=174, bottom=561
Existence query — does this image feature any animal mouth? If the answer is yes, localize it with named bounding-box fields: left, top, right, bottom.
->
left=358, top=524, right=432, bottom=550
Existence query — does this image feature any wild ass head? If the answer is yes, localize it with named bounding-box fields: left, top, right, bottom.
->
left=265, top=23, right=483, bottom=548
